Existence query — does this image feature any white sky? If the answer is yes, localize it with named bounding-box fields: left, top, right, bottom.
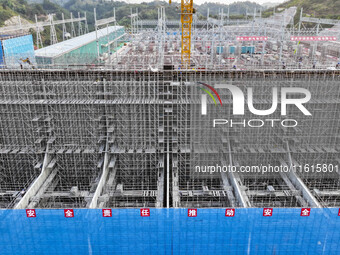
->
left=121, top=0, right=286, bottom=5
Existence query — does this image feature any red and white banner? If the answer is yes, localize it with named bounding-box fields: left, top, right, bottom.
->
left=64, top=209, right=74, bottom=218
left=236, top=36, right=268, bottom=41
left=102, top=209, right=112, bottom=217
left=26, top=209, right=36, bottom=218
left=140, top=208, right=150, bottom=217
left=291, top=36, right=337, bottom=41
left=263, top=208, right=273, bottom=217
left=300, top=208, right=311, bottom=216
left=188, top=209, right=197, bottom=217
left=225, top=209, right=235, bottom=217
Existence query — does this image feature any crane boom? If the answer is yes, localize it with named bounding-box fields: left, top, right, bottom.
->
left=169, top=0, right=193, bottom=68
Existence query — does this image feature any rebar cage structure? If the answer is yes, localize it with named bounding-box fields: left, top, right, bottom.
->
left=0, top=70, right=338, bottom=209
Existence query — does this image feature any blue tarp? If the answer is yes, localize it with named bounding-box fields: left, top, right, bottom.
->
left=0, top=41, right=4, bottom=67
left=0, top=208, right=339, bottom=254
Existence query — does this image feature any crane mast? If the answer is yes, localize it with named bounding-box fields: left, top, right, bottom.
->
left=170, top=0, right=193, bottom=68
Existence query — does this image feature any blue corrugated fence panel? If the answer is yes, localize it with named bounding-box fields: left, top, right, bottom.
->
left=2, top=34, right=35, bottom=68
left=0, top=208, right=339, bottom=255
left=0, top=41, right=4, bottom=67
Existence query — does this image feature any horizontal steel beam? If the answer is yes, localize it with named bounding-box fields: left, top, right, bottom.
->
left=15, top=148, right=51, bottom=209
left=0, top=17, right=86, bottom=33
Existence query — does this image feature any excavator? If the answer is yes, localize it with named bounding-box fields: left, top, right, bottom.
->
left=169, top=0, right=194, bottom=69
left=20, top=57, right=35, bottom=69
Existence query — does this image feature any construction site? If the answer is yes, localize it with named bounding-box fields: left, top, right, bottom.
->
left=0, top=3, right=339, bottom=211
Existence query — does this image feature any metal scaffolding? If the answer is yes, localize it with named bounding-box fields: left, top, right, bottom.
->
left=0, top=5, right=339, bottom=209
left=0, top=70, right=338, bottom=209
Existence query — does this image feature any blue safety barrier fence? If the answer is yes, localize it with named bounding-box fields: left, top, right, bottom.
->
left=0, top=208, right=339, bottom=254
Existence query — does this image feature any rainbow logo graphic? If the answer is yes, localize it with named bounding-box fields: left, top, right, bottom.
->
left=197, top=82, right=223, bottom=115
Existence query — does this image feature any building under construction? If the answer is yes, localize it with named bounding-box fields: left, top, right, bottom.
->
left=0, top=68, right=338, bottom=210
left=0, top=6, right=339, bottom=210
left=0, top=5, right=339, bottom=255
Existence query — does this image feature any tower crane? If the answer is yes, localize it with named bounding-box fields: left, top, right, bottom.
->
left=169, top=0, right=194, bottom=68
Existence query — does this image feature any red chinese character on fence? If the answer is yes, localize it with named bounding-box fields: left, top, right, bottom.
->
left=26, top=209, right=36, bottom=218
left=300, top=208, right=311, bottom=216
left=64, top=209, right=74, bottom=218
left=225, top=209, right=235, bottom=217
left=102, top=209, right=112, bottom=217
left=263, top=208, right=273, bottom=217
left=140, top=208, right=150, bottom=217
left=188, top=209, right=197, bottom=217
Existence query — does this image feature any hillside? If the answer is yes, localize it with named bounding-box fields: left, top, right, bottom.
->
left=2, top=0, right=265, bottom=29
left=62, top=0, right=263, bottom=27
left=197, top=1, right=262, bottom=17
left=0, top=0, right=269, bottom=45
left=0, top=0, right=43, bottom=26
left=0, top=0, right=69, bottom=26
left=264, top=0, right=340, bottom=20
left=0, top=0, right=72, bottom=45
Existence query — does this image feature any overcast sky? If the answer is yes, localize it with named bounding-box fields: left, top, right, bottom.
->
left=122, top=0, right=286, bottom=5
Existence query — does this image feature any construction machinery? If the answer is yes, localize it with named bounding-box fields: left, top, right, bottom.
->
left=170, top=0, right=194, bottom=68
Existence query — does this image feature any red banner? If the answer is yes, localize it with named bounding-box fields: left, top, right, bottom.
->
left=236, top=36, right=268, bottom=41
left=291, top=36, right=337, bottom=41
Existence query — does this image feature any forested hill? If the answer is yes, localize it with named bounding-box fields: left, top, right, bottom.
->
left=0, top=0, right=69, bottom=26
left=264, top=0, right=340, bottom=20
